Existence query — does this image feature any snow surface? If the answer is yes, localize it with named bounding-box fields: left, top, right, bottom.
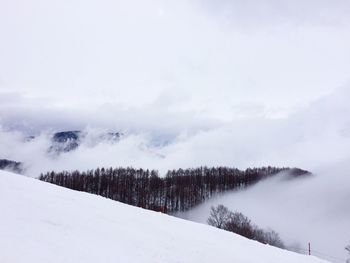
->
left=0, top=170, right=330, bottom=263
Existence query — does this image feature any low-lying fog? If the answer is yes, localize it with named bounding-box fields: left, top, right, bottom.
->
left=178, top=166, right=350, bottom=263
left=1, top=87, right=350, bottom=261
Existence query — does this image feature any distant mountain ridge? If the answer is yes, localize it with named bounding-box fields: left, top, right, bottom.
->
left=0, top=131, right=122, bottom=173
left=47, top=130, right=121, bottom=154
left=0, top=159, right=23, bottom=173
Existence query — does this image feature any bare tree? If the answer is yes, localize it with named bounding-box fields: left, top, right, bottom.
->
left=207, top=205, right=230, bottom=229
left=40, top=166, right=297, bottom=213
left=263, top=229, right=285, bottom=249
left=225, top=211, right=254, bottom=239
left=207, top=204, right=285, bottom=249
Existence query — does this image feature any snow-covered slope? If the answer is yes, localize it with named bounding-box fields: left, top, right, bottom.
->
left=0, top=170, right=329, bottom=263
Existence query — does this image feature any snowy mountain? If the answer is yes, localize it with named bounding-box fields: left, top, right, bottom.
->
left=48, top=130, right=121, bottom=154
left=0, top=170, right=328, bottom=263
left=0, top=159, right=23, bottom=173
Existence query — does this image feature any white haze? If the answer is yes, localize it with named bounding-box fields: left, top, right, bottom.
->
left=1, top=86, right=349, bottom=262
left=1, top=0, right=350, bottom=262
left=1, top=0, right=350, bottom=126
left=1, top=86, right=349, bottom=175
left=179, top=167, right=350, bottom=263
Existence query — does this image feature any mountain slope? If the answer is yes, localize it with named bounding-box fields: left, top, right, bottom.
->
left=0, top=171, right=329, bottom=263
left=49, top=130, right=121, bottom=154
left=0, top=159, right=23, bottom=173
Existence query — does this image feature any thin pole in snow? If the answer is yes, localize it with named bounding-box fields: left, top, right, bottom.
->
left=308, top=242, right=311, bottom=255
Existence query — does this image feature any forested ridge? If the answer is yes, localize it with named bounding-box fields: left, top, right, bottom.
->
left=39, top=166, right=309, bottom=213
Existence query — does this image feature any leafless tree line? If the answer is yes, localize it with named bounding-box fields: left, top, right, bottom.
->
left=39, top=166, right=306, bottom=213
left=208, top=205, right=285, bottom=249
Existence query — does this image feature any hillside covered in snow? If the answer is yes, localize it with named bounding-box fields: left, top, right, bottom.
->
left=0, top=170, right=329, bottom=263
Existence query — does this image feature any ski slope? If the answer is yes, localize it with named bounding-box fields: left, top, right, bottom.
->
left=0, top=170, right=329, bottom=263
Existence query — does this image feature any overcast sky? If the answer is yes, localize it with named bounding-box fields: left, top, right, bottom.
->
left=1, top=0, right=350, bottom=133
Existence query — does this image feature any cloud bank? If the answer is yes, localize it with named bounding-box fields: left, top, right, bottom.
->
left=2, top=86, right=350, bottom=262
left=1, top=0, right=350, bottom=128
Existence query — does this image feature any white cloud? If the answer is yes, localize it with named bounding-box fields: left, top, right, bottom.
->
left=1, top=0, right=350, bottom=125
